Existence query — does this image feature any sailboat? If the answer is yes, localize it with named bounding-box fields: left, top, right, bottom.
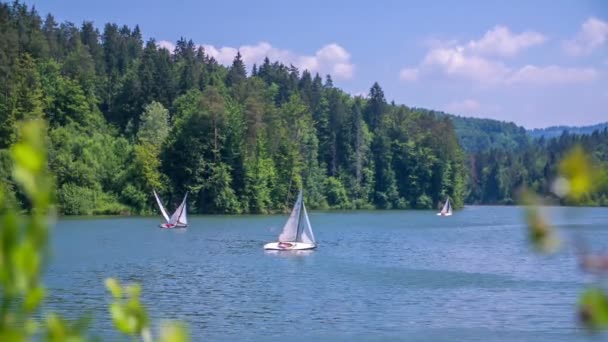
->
left=153, top=190, right=188, bottom=228
left=437, top=196, right=453, bottom=216
left=264, top=190, right=316, bottom=250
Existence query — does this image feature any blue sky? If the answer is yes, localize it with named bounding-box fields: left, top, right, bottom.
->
left=33, top=0, right=608, bottom=128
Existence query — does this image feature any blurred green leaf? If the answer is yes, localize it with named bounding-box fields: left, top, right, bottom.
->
left=105, top=278, right=122, bottom=299
left=11, top=144, right=43, bottom=173
left=159, top=322, right=190, bottom=342
left=558, top=146, right=595, bottom=200
left=520, top=190, right=560, bottom=253
left=45, top=313, right=88, bottom=342
left=23, top=285, right=45, bottom=313
left=109, top=303, right=135, bottom=334
left=579, top=288, right=608, bottom=330
left=107, top=279, right=150, bottom=336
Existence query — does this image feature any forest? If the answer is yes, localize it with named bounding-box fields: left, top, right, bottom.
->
left=468, top=129, right=608, bottom=206
left=0, top=1, right=605, bottom=215
left=0, top=1, right=468, bottom=215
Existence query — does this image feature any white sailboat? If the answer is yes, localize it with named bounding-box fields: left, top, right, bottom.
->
left=437, top=196, right=453, bottom=216
left=154, top=190, right=188, bottom=228
left=264, top=190, right=316, bottom=250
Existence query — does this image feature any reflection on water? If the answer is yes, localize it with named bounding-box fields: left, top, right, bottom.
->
left=44, top=207, right=608, bottom=341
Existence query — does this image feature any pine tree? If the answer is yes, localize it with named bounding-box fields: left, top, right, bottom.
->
left=226, top=51, right=247, bottom=87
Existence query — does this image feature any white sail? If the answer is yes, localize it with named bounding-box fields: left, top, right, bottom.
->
left=177, top=194, right=188, bottom=226
left=169, top=193, right=188, bottom=226
left=154, top=190, right=170, bottom=223
left=440, top=197, right=452, bottom=215
left=278, top=190, right=303, bottom=242
left=297, top=202, right=315, bottom=244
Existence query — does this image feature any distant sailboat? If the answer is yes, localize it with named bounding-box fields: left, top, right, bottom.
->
left=264, top=190, right=316, bottom=250
left=154, top=190, right=188, bottom=228
left=437, top=196, right=453, bottom=216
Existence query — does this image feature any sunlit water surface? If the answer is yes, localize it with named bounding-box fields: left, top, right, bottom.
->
left=45, top=206, right=608, bottom=341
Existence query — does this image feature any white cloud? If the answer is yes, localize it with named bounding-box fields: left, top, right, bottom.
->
left=158, top=40, right=175, bottom=51
left=507, top=65, right=599, bottom=85
left=422, top=46, right=510, bottom=84
left=316, top=43, right=350, bottom=62
left=563, top=17, right=608, bottom=56
left=399, top=68, right=419, bottom=81
left=399, top=24, right=598, bottom=87
left=444, top=99, right=481, bottom=114
left=332, top=63, right=355, bottom=79
left=467, top=25, right=546, bottom=57
left=200, top=41, right=355, bottom=79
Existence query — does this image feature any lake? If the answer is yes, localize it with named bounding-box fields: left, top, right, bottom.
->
left=45, top=206, right=608, bottom=341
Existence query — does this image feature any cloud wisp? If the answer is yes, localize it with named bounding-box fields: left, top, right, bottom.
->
left=400, top=24, right=599, bottom=86
left=467, top=25, right=546, bottom=57
left=563, top=17, right=608, bottom=56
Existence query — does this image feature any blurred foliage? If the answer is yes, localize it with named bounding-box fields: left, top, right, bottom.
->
left=579, top=288, right=608, bottom=330
left=558, top=146, right=596, bottom=201
left=105, top=278, right=149, bottom=337
left=0, top=120, right=189, bottom=340
left=520, top=190, right=559, bottom=253
left=0, top=120, right=53, bottom=341
left=105, top=278, right=189, bottom=342
left=521, top=144, right=608, bottom=331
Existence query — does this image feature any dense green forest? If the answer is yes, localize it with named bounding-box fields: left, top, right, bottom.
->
left=421, top=109, right=531, bottom=153
left=0, top=1, right=605, bottom=215
left=0, top=1, right=468, bottom=214
left=528, top=122, right=608, bottom=139
left=467, top=129, right=608, bottom=205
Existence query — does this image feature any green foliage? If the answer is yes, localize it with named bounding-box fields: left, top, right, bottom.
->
left=469, top=130, right=608, bottom=206
left=138, top=101, right=170, bottom=147
left=0, top=119, right=190, bottom=340
left=579, top=288, right=608, bottom=330
left=0, top=120, right=52, bottom=341
left=105, top=277, right=191, bottom=341
left=430, top=110, right=531, bottom=153
left=324, top=177, right=349, bottom=209
left=105, top=278, right=149, bottom=337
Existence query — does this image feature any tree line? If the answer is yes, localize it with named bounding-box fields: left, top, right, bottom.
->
left=467, top=129, right=608, bottom=206
left=0, top=1, right=467, bottom=215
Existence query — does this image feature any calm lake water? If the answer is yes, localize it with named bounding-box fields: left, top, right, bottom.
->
left=45, top=206, right=608, bottom=341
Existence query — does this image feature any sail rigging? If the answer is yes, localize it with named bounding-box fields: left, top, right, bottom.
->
left=168, top=193, right=188, bottom=226
left=440, top=197, right=453, bottom=215
left=296, top=202, right=315, bottom=244
left=154, top=190, right=170, bottom=222
left=265, top=189, right=316, bottom=250
left=155, top=191, right=188, bottom=227
left=276, top=190, right=315, bottom=243
left=278, top=191, right=302, bottom=242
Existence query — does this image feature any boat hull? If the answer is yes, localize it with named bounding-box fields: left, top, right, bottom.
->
left=263, top=242, right=316, bottom=250
left=159, top=223, right=187, bottom=229
left=436, top=212, right=452, bottom=216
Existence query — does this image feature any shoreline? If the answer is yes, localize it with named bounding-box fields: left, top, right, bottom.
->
left=54, top=204, right=607, bottom=219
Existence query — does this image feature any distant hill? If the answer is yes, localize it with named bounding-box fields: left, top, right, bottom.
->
left=528, top=122, right=608, bottom=139
left=413, top=109, right=530, bottom=153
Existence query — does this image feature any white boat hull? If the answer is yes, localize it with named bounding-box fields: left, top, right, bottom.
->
left=263, top=242, right=316, bottom=250
left=159, top=223, right=187, bottom=229
left=436, top=212, right=452, bottom=216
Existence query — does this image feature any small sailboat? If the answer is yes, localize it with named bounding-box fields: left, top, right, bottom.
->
left=154, top=190, right=188, bottom=228
left=264, top=190, right=316, bottom=250
left=437, top=196, right=453, bottom=216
